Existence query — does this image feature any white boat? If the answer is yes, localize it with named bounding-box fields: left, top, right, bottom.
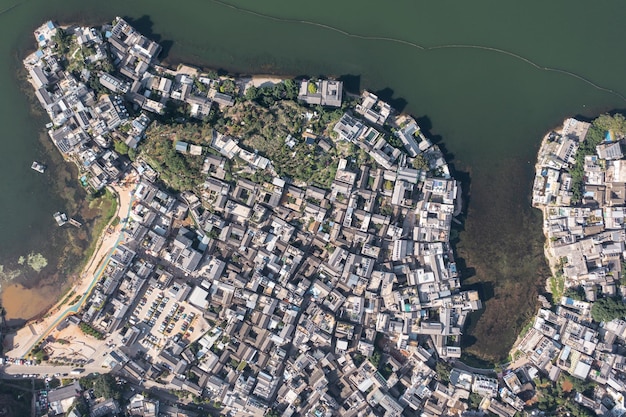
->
left=31, top=161, right=46, bottom=173
left=53, top=212, right=68, bottom=226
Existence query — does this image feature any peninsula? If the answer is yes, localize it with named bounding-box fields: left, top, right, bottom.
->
left=520, top=114, right=626, bottom=416
left=7, top=17, right=611, bottom=417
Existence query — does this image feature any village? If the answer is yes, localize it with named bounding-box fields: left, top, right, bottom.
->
left=10, top=16, right=625, bottom=417
left=525, top=116, right=626, bottom=416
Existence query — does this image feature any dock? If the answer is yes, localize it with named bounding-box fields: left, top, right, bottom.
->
left=68, top=218, right=82, bottom=228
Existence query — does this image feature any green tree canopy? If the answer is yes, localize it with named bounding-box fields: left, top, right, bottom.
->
left=593, top=113, right=626, bottom=135
left=113, top=140, right=129, bottom=156
left=591, top=297, right=626, bottom=323
left=412, top=154, right=429, bottom=170
left=244, top=86, right=258, bottom=101
left=93, top=374, right=122, bottom=400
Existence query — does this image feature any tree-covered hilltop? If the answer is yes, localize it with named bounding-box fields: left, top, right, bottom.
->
left=222, top=99, right=345, bottom=187
left=140, top=123, right=208, bottom=192
left=137, top=79, right=366, bottom=193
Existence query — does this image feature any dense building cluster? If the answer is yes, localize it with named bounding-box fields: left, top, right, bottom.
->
left=42, top=17, right=626, bottom=417
left=527, top=117, right=626, bottom=415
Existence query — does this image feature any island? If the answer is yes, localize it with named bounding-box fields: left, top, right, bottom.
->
left=8, top=16, right=616, bottom=417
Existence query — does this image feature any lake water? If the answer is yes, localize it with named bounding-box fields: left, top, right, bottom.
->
left=1, top=0, right=625, bottom=361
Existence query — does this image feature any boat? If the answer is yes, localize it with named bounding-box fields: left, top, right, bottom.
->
left=31, top=161, right=46, bottom=173
left=53, top=212, right=68, bottom=226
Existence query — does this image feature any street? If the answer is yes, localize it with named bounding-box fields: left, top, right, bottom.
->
left=0, top=364, right=104, bottom=379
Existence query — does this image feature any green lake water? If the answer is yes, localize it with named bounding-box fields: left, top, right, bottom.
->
left=1, top=0, right=625, bottom=360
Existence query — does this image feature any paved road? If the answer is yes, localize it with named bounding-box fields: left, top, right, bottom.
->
left=450, top=360, right=497, bottom=376
left=1, top=364, right=104, bottom=378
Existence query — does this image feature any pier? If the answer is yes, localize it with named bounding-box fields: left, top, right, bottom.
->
left=67, top=218, right=82, bottom=228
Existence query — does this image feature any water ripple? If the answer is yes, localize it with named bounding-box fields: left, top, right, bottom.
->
left=0, top=3, right=21, bottom=17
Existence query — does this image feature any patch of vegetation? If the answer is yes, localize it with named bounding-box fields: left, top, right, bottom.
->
left=223, top=100, right=339, bottom=186
left=351, top=352, right=366, bottom=367
left=79, top=188, right=117, bottom=271
left=219, top=79, right=236, bottom=95
left=245, top=79, right=299, bottom=107
left=140, top=134, right=204, bottom=192
left=27, top=252, right=48, bottom=272
left=378, top=363, right=394, bottom=380
left=549, top=273, right=565, bottom=303
left=30, top=344, right=49, bottom=363
left=79, top=322, right=105, bottom=339
left=468, top=392, right=482, bottom=409
left=563, top=286, right=585, bottom=301
left=412, top=154, right=429, bottom=170
left=591, top=296, right=626, bottom=323
left=368, top=350, right=381, bottom=368
left=80, top=374, right=122, bottom=400
left=570, top=114, right=625, bottom=203
left=113, top=139, right=129, bottom=156
left=535, top=375, right=595, bottom=416
left=435, top=361, right=451, bottom=384
left=52, top=28, right=72, bottom=55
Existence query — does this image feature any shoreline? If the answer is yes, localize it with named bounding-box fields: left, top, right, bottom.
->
left=0, top=25, right=139, bottom=326
left=5, top=178, right=136, bottom=359
left=7, top=26, right=294, bottom=351
left=505, top=123, right=567, bottom=358
left=531, top=121, right=568, bottom=291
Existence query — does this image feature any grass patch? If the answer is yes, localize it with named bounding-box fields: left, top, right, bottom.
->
left=59, top=290, right=76, bottom=306
left=518, top=317, right=534, bottom=339
left=549, top=274, right=565, bottom=303
left=79, top=322, right=105, bottom=340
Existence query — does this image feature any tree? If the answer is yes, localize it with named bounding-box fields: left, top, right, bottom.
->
left=52, top=28, right=72, bottom=55
left=563, top=286, right=584, bottom=301
left=82, top=374, right=122, bottom=401
left=468, top=392, right=482, bottom=409
left=284, top=79, right=298, bottom=100
left=591, top=296, right=626, bottom=323
left=244, top=86, right=259, bottom=101
left=435, top=362, right=451, bottom=384
left=369, top=351, right=381, bottom=368
left=205, top=70, right=219, bottom=80
left=220, top=79, right=236, bottom=95
left=412, top=154, right=429, bottom=170
left=593, top=113, right=626, bottom=136
left=113, top=140, right=129, bottom=156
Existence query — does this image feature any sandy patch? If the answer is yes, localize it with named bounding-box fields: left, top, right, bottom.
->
left=1, top=283, right=59, bottom=321
left=251, top=75, right=284, bottom=88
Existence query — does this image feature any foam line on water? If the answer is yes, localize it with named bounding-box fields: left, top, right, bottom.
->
left=210, top=0, right=626, bottom=103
